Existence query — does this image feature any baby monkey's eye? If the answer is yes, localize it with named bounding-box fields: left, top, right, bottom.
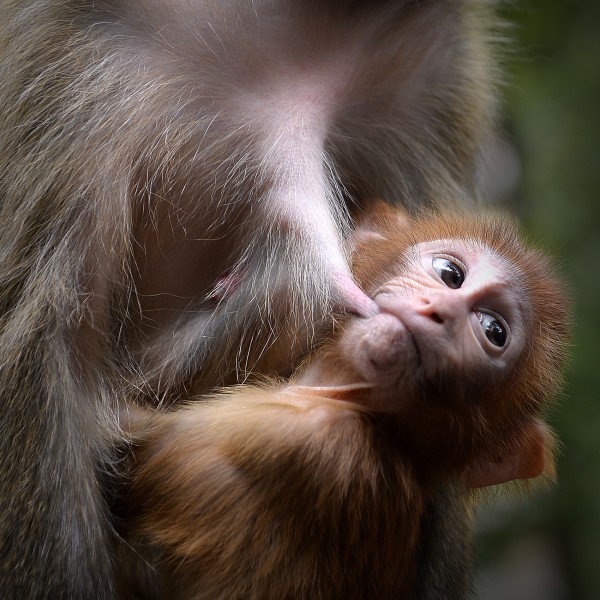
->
left=475, top=311, right=507, bottom=347
left=432, top=257, right=464, bottom=289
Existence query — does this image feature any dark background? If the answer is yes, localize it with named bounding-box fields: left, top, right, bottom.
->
left=474, top=2, right=600, bottom=599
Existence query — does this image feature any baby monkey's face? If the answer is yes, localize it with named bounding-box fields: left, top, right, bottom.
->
left=336, top=239, right=529, bottom=412
left=291, top=224, right=563, bottom=483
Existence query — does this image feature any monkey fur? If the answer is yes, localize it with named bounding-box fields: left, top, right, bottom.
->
left=1, top=1, right=501, bottom=597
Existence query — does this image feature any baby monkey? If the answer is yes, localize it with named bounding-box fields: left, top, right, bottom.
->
left=117, top=203, right=569, bottom=599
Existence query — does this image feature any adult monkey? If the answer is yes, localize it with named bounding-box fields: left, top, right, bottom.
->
left=0, top=1, right=498, bottom=598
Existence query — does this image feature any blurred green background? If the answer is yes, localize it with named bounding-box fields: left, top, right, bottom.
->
left=474, top=2, right=600, bottom=599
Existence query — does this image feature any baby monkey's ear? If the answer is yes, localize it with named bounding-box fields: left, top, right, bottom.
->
left=461, top=420, right=555, bottom=488
left=352, top=199, right=411, bottom=245
left=349, top=200, right=414, bottom=288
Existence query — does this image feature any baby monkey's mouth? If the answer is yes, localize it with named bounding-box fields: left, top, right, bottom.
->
left=354, top=310, right=421, bottom=383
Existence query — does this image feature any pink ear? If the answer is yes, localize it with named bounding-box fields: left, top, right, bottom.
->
left=350, top=199, right=411, bottom=254
left=354, top=199, right=410, bottom=233
left=462, top=421, right=554, bottom=489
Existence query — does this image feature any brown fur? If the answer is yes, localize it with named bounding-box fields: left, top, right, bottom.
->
left=115, top=210, right=569, bottom=599
left=118, top=393, right=424, bottom=599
